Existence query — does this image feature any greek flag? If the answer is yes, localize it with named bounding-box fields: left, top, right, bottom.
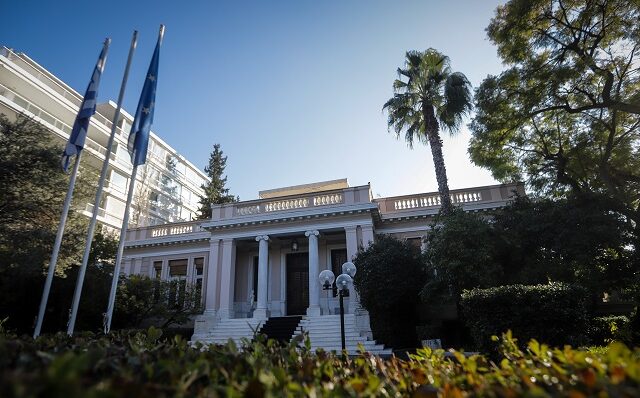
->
left=128, top=30, right=162, bottom=166
left=61, top=41, right=109, bottom=172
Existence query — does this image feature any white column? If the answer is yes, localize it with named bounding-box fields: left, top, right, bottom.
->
left=361, top=224, right=375, bottom=249
left=133, top=258, right=142, bottom=274
left=345, top=226, right=358, bottom=260
left=421, top=235, right=428, bottom=253
left=204, top=238, right=221, bottom=315
left=254, top=235, right=269, bottom=318
left=344, top=226, right=360, bottom=314
left=123, top=258, right=132, bottom=275
left=305, top=230, right=321, bottom=316
left=218, top=238, right=236, bottom=319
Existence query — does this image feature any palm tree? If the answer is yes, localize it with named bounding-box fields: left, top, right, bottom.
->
left=383, top=49, right=472, bottom=215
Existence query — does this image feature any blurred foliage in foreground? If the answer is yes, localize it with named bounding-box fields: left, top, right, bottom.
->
left=0, top=328, right=639, bottom=397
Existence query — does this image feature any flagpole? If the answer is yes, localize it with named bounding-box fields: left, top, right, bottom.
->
left=104, top=24, right=165, bottom=334
left=33, top=153, right=83, bottom=338
left=33, top=38, right=111, bottom=339
left=67, top=31, right=139, bottom=336
left=104, top=163, right=138, bottom=333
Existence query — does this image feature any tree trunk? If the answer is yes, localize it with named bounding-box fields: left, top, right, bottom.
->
left=423, top=103, right=453, bottom=214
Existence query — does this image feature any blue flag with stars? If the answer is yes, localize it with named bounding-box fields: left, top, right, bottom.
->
left=62, top=40, right=109, bottom=172
left=128, top=29, right=162, bottom=166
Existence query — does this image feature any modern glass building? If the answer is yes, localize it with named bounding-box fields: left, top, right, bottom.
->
left=0, top=46, right=209, bottom=231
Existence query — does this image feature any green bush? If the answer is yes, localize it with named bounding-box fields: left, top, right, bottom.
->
left=0, top=329, right=639, bottom=397
left=113, top=275, right=202, bottom=329
left=422, top=209, right=503, bottom=303
left=461, top=282, right=590, bottom=352
left=589, top=315, right=632, bottom=345
left=353, top=235, right=428, bottom=348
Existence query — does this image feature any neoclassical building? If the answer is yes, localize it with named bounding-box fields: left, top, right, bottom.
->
left=122, top=179, right=524, bottom=353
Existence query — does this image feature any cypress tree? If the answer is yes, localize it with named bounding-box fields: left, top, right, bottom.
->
left=197, top=144, right=237, bottom=219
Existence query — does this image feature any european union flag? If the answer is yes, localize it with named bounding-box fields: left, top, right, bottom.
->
left=62, top=40, right=110, bottom=172
left=128, top=27, right=163, bottom=166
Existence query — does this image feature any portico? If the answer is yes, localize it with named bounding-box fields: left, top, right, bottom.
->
left=200, top=220, right=375, bottom=321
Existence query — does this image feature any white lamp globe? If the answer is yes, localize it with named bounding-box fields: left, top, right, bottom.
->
left=335, top=273, right=352, bottom=291
left=318, top=269, right=335, bottom=287
left=342, top=262, right=357, bottom=278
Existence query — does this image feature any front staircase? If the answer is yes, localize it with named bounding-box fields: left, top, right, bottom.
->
left=195, top=317, right=266, bottom=345
left=192, top=314, right=391, bottom=356
left=257, top=316, right=302, bottom=342
left=294, top=314, right=391, bottom=355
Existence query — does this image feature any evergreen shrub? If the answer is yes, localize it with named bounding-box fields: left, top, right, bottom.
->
left=461, top=282, right=589, bottom=352
left=1, top=328, right=639, bottom=396
left=589, top=315, right=632, bottom=345
left=353, top=235, right=428, bottom=348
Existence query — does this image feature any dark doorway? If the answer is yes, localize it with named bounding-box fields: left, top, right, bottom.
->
left=286, top=252, right=309, bottom=315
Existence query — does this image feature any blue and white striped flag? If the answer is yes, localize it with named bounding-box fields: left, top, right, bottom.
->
left=128, top=28, right=163, bottom=166
left=61, top=40, right=109, bottom=172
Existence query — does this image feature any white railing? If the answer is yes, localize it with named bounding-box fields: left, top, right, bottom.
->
left=313, top=193, right=343, bottom=206
left=236, top=205, right=260, bottom=216
left=149, top=223, right=202, bottom=238
left=84, top=203, right=107, bottom=218
left=393, top=191, right=482, bottom=210
left=149, top=150, right=205, bottom=190
left=394, top=195, right=440, bottom=210
left=0, top=82, right=73, bottom=135
left=265, top=197, right=309, bottom=212
left=3, top=48, right=128, bottom=137
left=2, top=47, right=83, bottom=107
left=0, top=82, right=137, bottom=174
left=234, top=192, right=345, bottom=216
left=103, top=179, right=127, bottom=196
left=451, top=191, right=483, bottom=203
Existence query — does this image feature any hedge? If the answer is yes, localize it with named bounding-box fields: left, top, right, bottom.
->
left=461, top=282, right=590, bottom=352
left=1, top=328, right=639, bottom=397
left=589, top=315, right=633, bottom=345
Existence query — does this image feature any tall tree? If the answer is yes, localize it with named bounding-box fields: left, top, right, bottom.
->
left=0, top=114, right=94, bottom=272
left=197, top=144, right=237, bottom=219
left=383, top=49, right=473, bottom=214
left=158, top=156, right=180, bottom=222
left=0, top=114, right=112, bottom=332
left=130, top=164, right=152, bottom=227
left=469, top=0, right=640, bottom=228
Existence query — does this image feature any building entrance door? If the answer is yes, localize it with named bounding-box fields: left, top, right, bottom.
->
left=286, top=252, right=309, bottom=315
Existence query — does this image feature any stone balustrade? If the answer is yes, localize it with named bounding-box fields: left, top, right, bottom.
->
left=221, top=188, right=361, bottom=220
left=124, top=183, right=524, bottom=244
left=236, top=193, right=344, bottom=215
left=126, top=220, right=203, bottom=241
left=376, top=182, right=523, bottom=215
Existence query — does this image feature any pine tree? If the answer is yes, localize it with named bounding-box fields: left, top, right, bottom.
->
left=0, top=114, right=94, bottom=272
left=197, top=144, right=237, bottom=219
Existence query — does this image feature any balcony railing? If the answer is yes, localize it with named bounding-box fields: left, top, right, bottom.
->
left=0, top=82, right=134, bottom=172
left=83, top=203, right=123, bottom=227
left=126, top=220, right=204, bottom=242
left=123, top=183, right=524, bottom=245
left=1, top=48, right=119, bottom=132
left=213, top=185, right=373, bottom=221
left=375, top=183, right=524, bottom=216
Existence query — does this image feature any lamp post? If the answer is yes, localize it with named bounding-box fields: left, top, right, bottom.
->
left=319, top=262, right=357, bottom=352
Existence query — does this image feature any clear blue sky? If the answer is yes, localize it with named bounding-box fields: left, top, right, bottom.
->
left=1, top=0, right=507, bottom=200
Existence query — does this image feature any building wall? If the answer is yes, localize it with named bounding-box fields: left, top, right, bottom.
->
left=0, top=46, right=209, bottom=231
left=121, top=170, right=524, bottom=320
